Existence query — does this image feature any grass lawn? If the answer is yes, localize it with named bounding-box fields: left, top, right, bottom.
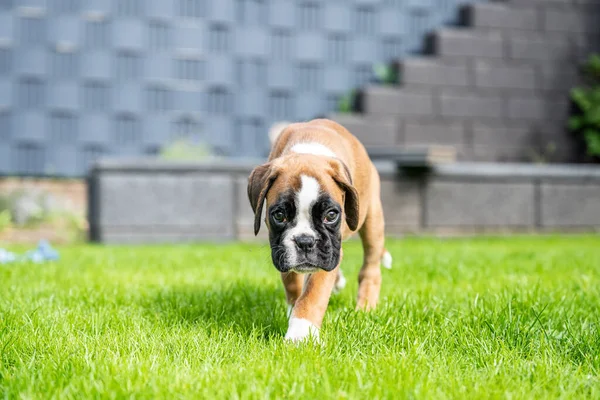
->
left=1, top=236, right=599, bottom=399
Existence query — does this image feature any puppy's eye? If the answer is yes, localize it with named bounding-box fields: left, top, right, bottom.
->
left=272, top=210, right=286, bottom=223
left=324, top=210, right=339, bottom=224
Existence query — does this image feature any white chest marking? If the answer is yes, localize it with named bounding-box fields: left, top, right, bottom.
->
left=290, top=142, right=336, bottom=158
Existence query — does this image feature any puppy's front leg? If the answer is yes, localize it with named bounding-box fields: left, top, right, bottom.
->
left=281, top=271, right=303, bottom=317
left=285, top=267, right=338, bottom=343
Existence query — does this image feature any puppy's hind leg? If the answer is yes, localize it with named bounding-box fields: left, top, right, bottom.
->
left=332, top=248, right=346, bottom=294
left=333, top=268, right=347, bottom=294
left=356, top=198, right=386, bottom=311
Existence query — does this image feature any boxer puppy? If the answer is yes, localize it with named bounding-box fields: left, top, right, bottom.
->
left=248, top=119, right=392, bottom=342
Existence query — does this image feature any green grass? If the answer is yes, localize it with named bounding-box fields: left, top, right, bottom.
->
left=1, top=236, right=599, bottom=399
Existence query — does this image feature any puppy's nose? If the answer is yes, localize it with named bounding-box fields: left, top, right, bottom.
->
left=294, top=235, right=315, bottom=252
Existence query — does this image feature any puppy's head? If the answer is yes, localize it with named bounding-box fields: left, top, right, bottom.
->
left=248, top=154, right=359, bottom=273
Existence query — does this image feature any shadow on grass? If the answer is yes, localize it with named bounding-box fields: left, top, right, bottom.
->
left=141, top=281, right=288, bottom=341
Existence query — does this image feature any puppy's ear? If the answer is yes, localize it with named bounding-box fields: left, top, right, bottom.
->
left=329, top=159, right=359, bottom=231
left=248, top=162, right=278, bottom=235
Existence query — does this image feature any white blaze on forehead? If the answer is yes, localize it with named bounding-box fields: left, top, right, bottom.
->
left=296, top=175, right=320, bottom=221
left=290, top=142, right=336, bottom=158
left=282, top=174, right=320, bottom=268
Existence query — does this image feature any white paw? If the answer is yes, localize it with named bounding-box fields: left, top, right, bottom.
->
left=284, top=318, right=320, bottom=343
left=382, top=251, right=393, bottom=270
left=332, top=269, right=347, bottom=294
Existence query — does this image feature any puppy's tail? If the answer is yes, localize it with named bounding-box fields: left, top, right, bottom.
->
left=381, top=249, right=393, bottom=270
left=268, top=121, right=291, bottom=147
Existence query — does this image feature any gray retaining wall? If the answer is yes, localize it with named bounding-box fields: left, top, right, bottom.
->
left=88, top=159, right=600, bottom=243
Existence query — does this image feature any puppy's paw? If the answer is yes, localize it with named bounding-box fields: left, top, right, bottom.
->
left=356, top=296, right=378, bottom=312
left=284, top=318, right=320, bottom=343
left=381, top=250, right=393, bottom=270
left=332, top=269, right=347, bottom=294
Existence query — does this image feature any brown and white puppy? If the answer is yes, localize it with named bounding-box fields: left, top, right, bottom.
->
left=248, top=119, right=392, bottom=342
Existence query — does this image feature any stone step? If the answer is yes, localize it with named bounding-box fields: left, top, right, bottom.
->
left=459, top=2, right=539, bottom=31
left=329, top=113, right=467, bottom=156
left=361, top=86, right=435, bottom=117
left=426, top=28, right=505, bottom=59
left=399, top=57, right=469, bottom=87
left=328, top=113, right=398, bottom=147
left=367, top=145, right=457, bottom=167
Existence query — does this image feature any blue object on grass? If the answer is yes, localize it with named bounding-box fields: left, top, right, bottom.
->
left=0, top=248, right=17, bottom=264
left=23, top=240, right=60, bottom=263
left=0, top=240, right=59, bottom=264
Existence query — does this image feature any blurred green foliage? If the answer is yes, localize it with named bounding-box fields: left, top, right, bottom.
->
left=159, top=138, right=214, bottom=161
left=337, top=62, right=399, bottom=114
left=569, top=54, right=600, bottom=157
left=373, top=62, right=399, bottom=85
left=0, top=209, right=11, bottom=233
left=337, top=89, right=357, bottom=114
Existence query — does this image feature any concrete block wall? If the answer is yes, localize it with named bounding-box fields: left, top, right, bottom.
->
left=88, top=159, right=600, bottom=243
left=331, top=0, right=600, bottom=163
left=0, top=0, right=488, bottom=178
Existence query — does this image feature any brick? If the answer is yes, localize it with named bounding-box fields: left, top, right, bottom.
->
left=507, top=95, right=568, bottom=121
left=464, top=3, right=539, bottom=30
left=113, top=20, right=144, bottom=50
left=533, top=122, right=578, bottom=163
left=545, top=98, right=570, bottom=122
left=324, top=67, right=351, bottom=92
left=425, top=180, right=535, bottom=227
left=235, top=27, right=269, bottom=57
left=48, top=82, right=79, bottom=110
left=431, top=29, right=504, bottom=58
left=439, top=90, right=504, bottom=119
left=471, top=121, right=534, bottom=161
left=537, top=64, right=580, bottom=92
left=507, top=32, right=573, bottom=61
left=507, top=95, right=544, bottom=121
left=352, top=38, right=378, bottom=64
left=329, top=113, right=399, bottom=146
left=16, top=111, right=45, bottom=142
left=380, top=178, right=421, bottom=234
left=472, top=121, right=533, bottom=148
left=363, top=86, right=434, bottom=116
left=403, top=118, right=466, bottom=146
left=400, top=58, right=469, bottom=87
left=573, top=33, right=600, bottom=62
left=471, top=120, right=576, bottom=163
left=469, top=147, right=529, bottom=163
left=474, top=60, right=537, bottom=90
left=541, top=183, right=600, bottom=227
left=267, top=63, right=295, bottom=90
left=296, top=32, right=325, bottom=62
left=543, top=8, right=599, bottom=34
left=323, top=3, right=352, bottom=33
